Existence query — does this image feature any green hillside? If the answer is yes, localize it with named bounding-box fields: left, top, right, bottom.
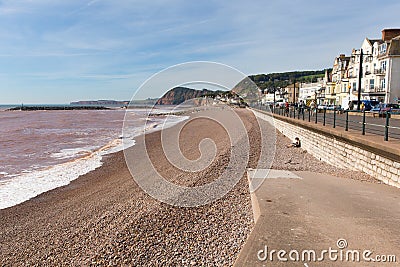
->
left=249, top=69, right=330, bottom=92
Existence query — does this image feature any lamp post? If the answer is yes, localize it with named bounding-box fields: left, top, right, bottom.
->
left=270, top=79, right=280, bottom=110
left=355, top=48, right=372, bottom=111
left=357, top=49, right=364, bottom=111
left=273, top=87, right=276, bottom=107
left=271, top=86, right=281, bottom=112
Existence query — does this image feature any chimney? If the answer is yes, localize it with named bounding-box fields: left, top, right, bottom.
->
left=382, top=29, right=400, bottom=41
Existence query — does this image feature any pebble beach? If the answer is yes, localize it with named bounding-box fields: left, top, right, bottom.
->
left=0, top=108, right=378, bottom=266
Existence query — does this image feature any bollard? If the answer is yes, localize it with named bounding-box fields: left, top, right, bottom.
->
left=308, top=109, right=311, bottom=122
left=315, top=108, right=318, bottom=124
left=323, top=108, right=326, bottom=126
left=333, top=109, right=336, bottom=128
left=362, top=110, right=366, bottom=135
left=384, top=112, right=390, bottom=141
left=345, top=111, right=349, bottom=131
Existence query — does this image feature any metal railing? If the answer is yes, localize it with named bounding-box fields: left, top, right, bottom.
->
left=252, top=104, right=400, bottom=141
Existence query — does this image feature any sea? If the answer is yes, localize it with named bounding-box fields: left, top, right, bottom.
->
left=0, top=105, right=189, bottom=209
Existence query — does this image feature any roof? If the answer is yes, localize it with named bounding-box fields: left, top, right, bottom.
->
left=368, top=39, right=384, bottom=45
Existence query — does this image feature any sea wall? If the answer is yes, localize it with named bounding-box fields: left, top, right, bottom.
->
left=252, top=108, right=400, bottom=188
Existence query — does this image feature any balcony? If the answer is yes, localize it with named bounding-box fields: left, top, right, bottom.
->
left=364, top=87, right=386, bottom=93
left=373, top=87, right=386, bottom=93
left=365, top=71, right=371, bottom=76
left=374, top=69, right=386, bottom=75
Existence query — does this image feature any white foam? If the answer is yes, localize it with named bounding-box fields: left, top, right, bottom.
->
left=0, top=114, right=189, bottom=210
left=0, top=152, right=103, bottom=210
left=50, top=147, right=97, bottom=159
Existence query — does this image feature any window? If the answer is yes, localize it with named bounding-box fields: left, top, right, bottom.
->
left=379, top=43, right=387, bottom=55
left=365, top=65, right=370, bottom=75
left=381, top=78, right=386, bottom=89
left=370, top=79, right=374, bottom=89
left=353, top=82, right=357, bottom=91
left=381, top=60, right=387, bottom=71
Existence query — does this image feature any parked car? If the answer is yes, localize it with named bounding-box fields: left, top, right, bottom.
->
left=317, top=104, right=342, bottom=111
left=348, top=100, right=379, bottom=111
left=327, top=105, right=343, bottom=111
left=370, top=103, right=400, bottom=114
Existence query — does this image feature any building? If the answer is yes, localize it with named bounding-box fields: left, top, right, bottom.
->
left=377, top=29, right=400, bottom=103
left=298, top=81, right=325, bottom=106
left=333, top=29, right=400, bottom=108
left=262, top=90, right=284, bottom=105
left=327, top=54, right=351, bottom=107
left=282, top=82, right=300, bottom=104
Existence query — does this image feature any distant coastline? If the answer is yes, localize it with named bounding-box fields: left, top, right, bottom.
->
left=6, top=105, right=111, bottom=111
left=70, top=100, right=129, bottom=107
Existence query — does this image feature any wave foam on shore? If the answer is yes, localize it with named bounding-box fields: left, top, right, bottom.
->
left=0, top=114, right=189, bottom=210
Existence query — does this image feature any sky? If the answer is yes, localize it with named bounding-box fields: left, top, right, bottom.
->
left=0, top=0, right=400, bottom=104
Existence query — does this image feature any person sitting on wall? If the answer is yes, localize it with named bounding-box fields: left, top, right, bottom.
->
left=287, top=137, right=301, bottom=148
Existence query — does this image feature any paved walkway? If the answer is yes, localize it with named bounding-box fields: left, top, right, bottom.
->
left=235, top=169, right=400, bottom=267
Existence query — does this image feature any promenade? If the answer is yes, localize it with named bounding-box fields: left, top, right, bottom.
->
left=235, top=108, right=400, bottom=266
left=235, top=170, right=400, bottom=266
left=267, top=106, right=400, bottom=142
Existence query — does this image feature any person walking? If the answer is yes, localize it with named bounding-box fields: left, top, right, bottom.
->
left=310, top=100, right=316, bottom=116
left=360, top=102, right=365, bottom=111
left=348, top=101, right=354, bottom=111
left=284, top=101, right=289, bottom=116
left=299, top=100, right=305, bottom=115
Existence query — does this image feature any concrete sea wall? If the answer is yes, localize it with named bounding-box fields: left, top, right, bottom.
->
left=252, top=108, right=400, bottom=188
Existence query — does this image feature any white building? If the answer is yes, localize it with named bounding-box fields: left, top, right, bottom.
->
left=377, top=30, right=400, bottom=103
left=338, top=29, right=400, bottom=105
left=262, top=91, right=284, bottom=104
left=298, top=82, right=325, bottom=105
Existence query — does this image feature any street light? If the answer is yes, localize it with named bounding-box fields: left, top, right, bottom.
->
left=354, top=48, right=373, bottom=111
left=269, top=80, right=280, bottom=111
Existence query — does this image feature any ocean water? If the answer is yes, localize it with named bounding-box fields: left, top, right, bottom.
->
left=0, top=107, right=189, bottom=209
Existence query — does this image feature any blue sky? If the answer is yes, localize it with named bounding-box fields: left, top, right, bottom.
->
left=0, top=0, right=400, bottom=103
